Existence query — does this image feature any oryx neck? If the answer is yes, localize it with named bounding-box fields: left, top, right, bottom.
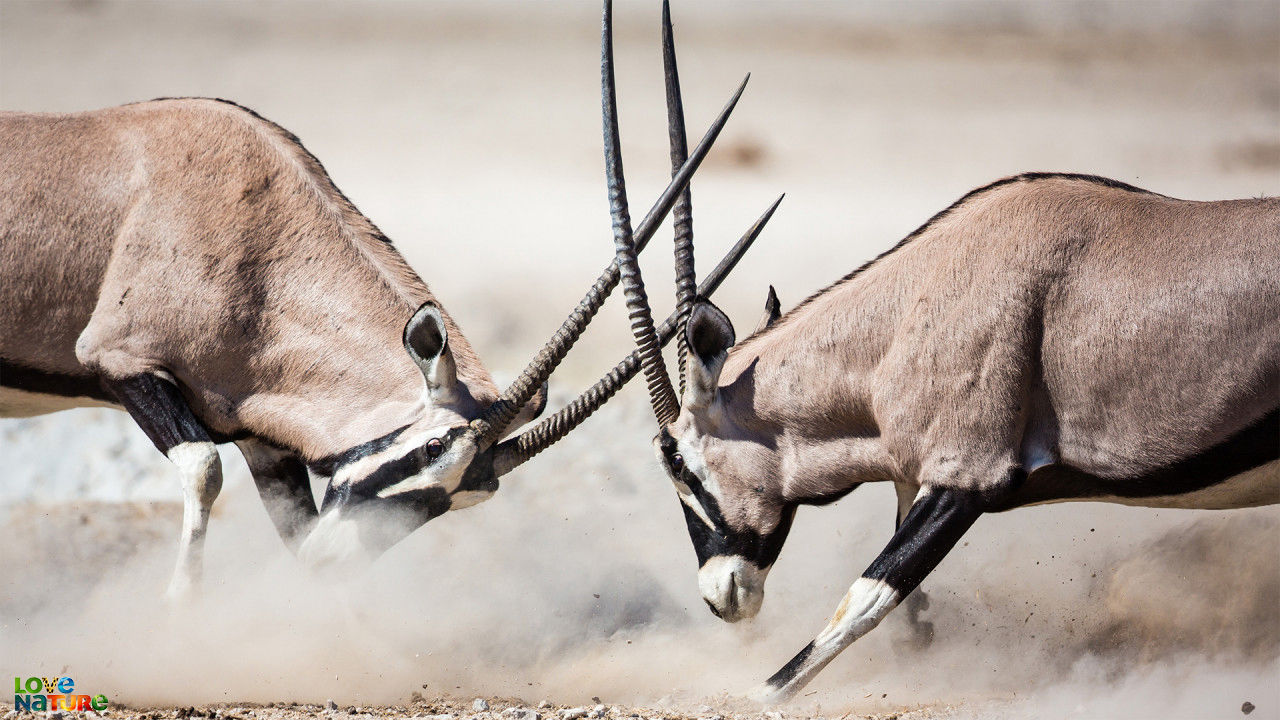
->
left=722, top=252, right=914, bottom=439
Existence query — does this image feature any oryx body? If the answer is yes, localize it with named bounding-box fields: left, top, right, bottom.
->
left=611, top=167, right=1278, bottom=700
left=1, top=97, right=520, bottom=598
left=1, top=63, right=767, bottom=600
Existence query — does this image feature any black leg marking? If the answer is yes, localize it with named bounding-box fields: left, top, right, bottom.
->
left=104, top=372, right=223, bottom=600
left=893, top=483, right=934, bottom=648
left=238, top=439, right=318, bottom=553
left=756, top=487, right=984, bottom=703
left=865, top=488, right=984, bottom=596
left=764, top=641, right=815, bottom=688
left=106, top=373, right=210, bottom=452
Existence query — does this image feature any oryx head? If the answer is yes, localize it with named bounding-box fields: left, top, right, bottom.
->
left=297, top=0, right=766, bottom=575
left=296, top=301, right=539, bottom=573
left=602, top=1, right=786, bottom=622
left=656, top=299, right=797, bottom=623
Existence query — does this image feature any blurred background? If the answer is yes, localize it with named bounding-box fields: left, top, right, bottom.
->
left=2, top=2, right=1278, bottom=718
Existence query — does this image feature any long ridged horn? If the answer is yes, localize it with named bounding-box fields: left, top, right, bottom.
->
left=603, top=0, right=680, bottom=427
left=663, top=0, right=697, bottom=400
left=468, top=60, right=750, bottom=448
left=493, top=195, right=783, bottom=475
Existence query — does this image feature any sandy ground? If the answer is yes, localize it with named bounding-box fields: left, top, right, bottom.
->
left=0, top=695, right=966, bottom=720
left=2, top=2, right=1279, bottom=719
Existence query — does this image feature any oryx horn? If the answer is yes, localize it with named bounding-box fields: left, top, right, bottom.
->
left=663, top=0, right=697, bottom=399
left=493, top=194, right=783, bottom=475
left=467, top=21, right=750, bottom=448
left=603, top=0, right=704, bottom=428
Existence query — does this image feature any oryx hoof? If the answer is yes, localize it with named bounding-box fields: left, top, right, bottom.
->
left=744, top=682, right=791, bottom=707
left=163, top=572, right=199, bottom=606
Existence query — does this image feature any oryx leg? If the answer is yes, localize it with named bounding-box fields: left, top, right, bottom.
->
left=236, top=438, right=317, bottom=553
left=893, top=481, right=934, bottom=648
left=753, top=487, right=983, bottom=703
left=105, top=372, right=223, bottom=602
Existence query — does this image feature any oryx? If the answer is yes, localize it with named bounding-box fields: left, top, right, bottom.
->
left=0, top=4, right=775, bottom=600
left=605, top=9, right=1279, bottom=696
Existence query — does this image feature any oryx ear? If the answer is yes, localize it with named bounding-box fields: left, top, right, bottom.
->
left=754, top=285, right=782, bottom=334
left=684, top=300, right=735, bottom=411
left=403, top=302, right=458, bottom=404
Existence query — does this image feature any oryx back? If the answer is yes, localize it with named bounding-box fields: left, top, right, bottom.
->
left=0, top=98, right=496, bottom=454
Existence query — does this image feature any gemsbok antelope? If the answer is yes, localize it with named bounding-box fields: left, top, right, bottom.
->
left=606, top=10, right=1279, bottom=697
left=0, top=2, right=778, bottom=599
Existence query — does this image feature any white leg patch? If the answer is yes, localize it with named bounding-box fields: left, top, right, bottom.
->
left=752, top=577, right=901, bottom=703
left=165, top=441, right=223, bottom=602
left=814, top=577, right=901, bottom=648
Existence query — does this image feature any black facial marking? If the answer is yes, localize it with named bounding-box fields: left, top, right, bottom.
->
left=338, top=426, right=474, bottom=503
left=308, top=425, right=410, bottom=477
left=658, top=430, right=795, bottom=569
left=456, top=441, right=499, bottom=494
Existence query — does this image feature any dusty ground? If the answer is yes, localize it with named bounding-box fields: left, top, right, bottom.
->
left=0, top=695, right=971, bottom=720
left=2, top=1, right=1279, bottom=719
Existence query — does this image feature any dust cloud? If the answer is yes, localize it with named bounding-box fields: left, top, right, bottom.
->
left=2, top=402, right=1277, bottom=718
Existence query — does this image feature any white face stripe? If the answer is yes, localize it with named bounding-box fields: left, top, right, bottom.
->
left=674, top=479, right=716, bottom=529
left=329, top=423, right=467, bottom=493
left=373, top=436, right=473, bottom=498
left=332, top=438, right=419, bottom=487
left=676, top=436, right=722, bottom=501
left=655, top=434, right=719, bottom=530
left=448, top=489, right=495, bottom=509
left=677, top=435, right=726, bottom=528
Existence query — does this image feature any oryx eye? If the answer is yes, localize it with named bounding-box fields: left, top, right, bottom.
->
left=425, top=438, right=445, bottom=459
left=670, top=453, right=684, bottom=473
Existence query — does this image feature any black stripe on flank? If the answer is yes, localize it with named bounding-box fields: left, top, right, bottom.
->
left=735, top=172, right=1162, bottom=351
left=765, top=641, right=815, bottom=689
left=0, top=359, right=114, bottom=403
left=994, top=408, right=1280, bottom=510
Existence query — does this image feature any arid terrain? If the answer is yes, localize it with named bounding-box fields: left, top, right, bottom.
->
left=2, top=1, right=1278, bottom=719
